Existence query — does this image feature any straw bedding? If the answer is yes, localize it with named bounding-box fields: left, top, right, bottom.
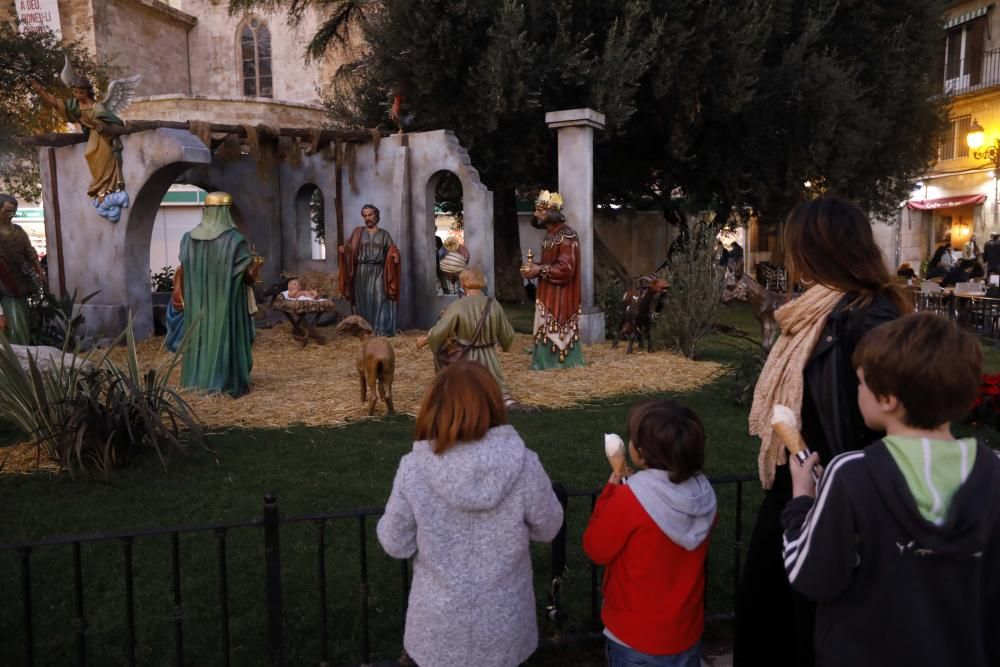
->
left=103, top=326, right=722, bottom=429
left=0, top=327, right=721, bottom=472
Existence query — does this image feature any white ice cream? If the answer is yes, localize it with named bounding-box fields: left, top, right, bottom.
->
left=770, top=404, right=798, bottom=429
left=604, top=433, right=625, bottom=458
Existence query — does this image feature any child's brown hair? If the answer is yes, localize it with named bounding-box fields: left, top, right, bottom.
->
left=852, top=312, right=981, bottom=429
left=414, top=361, right=508, bottom=453
left=627, top=399, right=705, bottom=483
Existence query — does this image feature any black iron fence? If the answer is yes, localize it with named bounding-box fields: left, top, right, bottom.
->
left=1, top=474, right=755, bottom=666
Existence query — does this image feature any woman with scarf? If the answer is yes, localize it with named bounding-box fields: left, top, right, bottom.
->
left=733, top=197, right=911, bottom=667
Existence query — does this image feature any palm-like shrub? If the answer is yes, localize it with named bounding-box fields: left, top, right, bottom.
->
left=0, top=318, right=206, bottom=477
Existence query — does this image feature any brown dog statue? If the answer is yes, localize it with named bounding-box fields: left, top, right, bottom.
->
left=334, top=315, right=395, bottom=416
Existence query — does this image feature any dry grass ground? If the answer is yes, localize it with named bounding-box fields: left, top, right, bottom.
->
left=102, top=323, right=722, bottom=429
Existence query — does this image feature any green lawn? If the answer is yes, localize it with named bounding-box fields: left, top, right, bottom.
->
left=0, top=301, right=995, bottom=666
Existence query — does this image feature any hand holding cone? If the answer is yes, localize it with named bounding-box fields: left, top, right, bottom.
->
left=770, top=405, right=820, bottom=483
left=604, top=433, right=629, bottom=477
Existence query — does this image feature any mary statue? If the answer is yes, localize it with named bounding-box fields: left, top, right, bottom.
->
left=178, top=192, right=259, bottom=397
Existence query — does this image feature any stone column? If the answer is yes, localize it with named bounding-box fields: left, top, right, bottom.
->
left=545, top=108, right=606, bottom=344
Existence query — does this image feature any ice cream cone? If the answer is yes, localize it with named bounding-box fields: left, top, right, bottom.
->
left=604, top=433, right=629, bottom=477
left=609, top=450, right=630, bottom=477
left=771, top=421, right=808, bottom=457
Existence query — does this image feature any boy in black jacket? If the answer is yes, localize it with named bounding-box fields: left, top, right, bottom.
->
left=781, top=313, right=1000, bottom=667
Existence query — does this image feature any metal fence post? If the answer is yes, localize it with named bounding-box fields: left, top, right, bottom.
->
left=546, top=483, right=570, bottom=637
left=263, top=494, right=283, bottom=666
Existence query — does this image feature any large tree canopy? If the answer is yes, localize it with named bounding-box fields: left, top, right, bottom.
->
left=232, top=0, right=948, bottom=291
left=0, top=24, right=108, bottom=200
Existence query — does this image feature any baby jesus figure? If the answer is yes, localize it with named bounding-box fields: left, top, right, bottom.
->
left=286, top=278, right=320, bottom=300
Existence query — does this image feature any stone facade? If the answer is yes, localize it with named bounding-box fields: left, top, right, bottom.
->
left=93, top=0, right=195, bottom=96
left=892, top=0, right=1000, bottom=270
left=9, top=0, right=354, bottom=122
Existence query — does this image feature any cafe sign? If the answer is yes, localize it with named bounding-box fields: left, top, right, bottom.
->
left=906, top=194, right=987, bottom=211
left=15, top=0, right=62, bottom=38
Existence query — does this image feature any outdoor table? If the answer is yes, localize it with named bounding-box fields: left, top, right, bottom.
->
left=270, top=293, right=339, bottom=347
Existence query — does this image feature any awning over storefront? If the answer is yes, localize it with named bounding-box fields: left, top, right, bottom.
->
left=906, top=194, right=987, bottom=210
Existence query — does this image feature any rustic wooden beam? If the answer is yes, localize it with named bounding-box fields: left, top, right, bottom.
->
left=20, top=121, right=390, bottom=147
left=20, top=133, right=88, bottom=147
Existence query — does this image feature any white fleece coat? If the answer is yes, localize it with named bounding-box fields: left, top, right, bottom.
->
left=376, top=425, right=564, bottom=667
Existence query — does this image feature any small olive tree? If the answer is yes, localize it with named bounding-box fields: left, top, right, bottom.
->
left=654, top=218, right=724, bottom=359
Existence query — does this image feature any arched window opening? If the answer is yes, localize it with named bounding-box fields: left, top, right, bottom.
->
left=432, top=171, right=465, bottom=295
left=240, top=17, right=272, bottom=98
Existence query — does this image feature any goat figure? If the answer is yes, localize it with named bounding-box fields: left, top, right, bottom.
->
left=334, top=315, right=395, bottom=416
left=612, top=275, right=670, bottom=354
left=720, top=258, right=790, bottom=352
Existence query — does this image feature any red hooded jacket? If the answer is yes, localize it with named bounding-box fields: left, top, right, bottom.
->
left=583, top=473, right=716, bottom=656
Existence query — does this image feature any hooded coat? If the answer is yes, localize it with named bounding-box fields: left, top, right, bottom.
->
left=376, top=425, right=564, bottom=667
left=781, top=441, right=1000, bottom=666
left=583, top=469, right=718, bottom=656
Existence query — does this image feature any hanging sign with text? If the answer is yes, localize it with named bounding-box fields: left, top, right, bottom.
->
left=16, top=0, right=62, bottom=38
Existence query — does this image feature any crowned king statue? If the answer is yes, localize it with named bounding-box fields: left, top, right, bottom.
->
left=520, top=190, right=584, bottom=369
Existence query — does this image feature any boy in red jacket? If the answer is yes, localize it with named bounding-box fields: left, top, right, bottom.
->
left=584, top=399, right=718, bottom=667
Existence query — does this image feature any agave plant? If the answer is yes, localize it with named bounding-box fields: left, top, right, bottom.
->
left=0, top=333, right=101, bottom=469
left=26, top=288, right=98, bottom=348
left=0, top=315, right=207, bottom=477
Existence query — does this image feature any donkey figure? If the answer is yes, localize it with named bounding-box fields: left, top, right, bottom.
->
left=720, top=258, right=790, bottom=352
left=612, top=274, right=670, bottom=354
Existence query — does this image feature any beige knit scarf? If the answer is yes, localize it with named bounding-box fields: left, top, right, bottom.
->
left=748, top=284, right=845, bottom=488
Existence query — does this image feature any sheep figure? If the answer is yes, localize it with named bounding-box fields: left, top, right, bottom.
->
left=334, top=315, right=395, bottom=416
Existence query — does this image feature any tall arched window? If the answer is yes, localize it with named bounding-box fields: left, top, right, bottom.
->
left=239, top=17, right=272, bottom=98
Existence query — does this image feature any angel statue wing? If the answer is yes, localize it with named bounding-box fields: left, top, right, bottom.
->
left=101, top=74, right=142, bottom=116
left=60, top=54, right=89, bottom=88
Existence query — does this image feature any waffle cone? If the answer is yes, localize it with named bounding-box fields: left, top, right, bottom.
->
left=608, top=451, right=629, bottom=476
left=772, top=421, right=808, bottom=457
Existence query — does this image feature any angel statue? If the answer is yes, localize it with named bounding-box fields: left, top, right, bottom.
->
left=31, top=56, right=141, bottom=223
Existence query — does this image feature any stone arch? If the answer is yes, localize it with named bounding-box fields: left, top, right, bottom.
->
left=426, top=170, right=464, bottom=295
left=237, top=16, right=273, bottom=98
left=38, top=129, right=211, bottom=341
left=127, top=181, right=252, bottom=342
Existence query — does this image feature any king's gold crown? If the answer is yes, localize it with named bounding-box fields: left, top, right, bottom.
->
left=535, top=190, right=564, bottom=211
left=205, top=191, right=233, bottom=206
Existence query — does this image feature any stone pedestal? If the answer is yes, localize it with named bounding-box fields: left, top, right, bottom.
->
left=545, top=108, right=606, bottom=344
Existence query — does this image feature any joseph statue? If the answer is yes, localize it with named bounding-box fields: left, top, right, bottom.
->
left=520, top=190, right=584, bottom=369
left=338, top=204, right=400, bottom=336
left=179, top=192, right=258, bottom=397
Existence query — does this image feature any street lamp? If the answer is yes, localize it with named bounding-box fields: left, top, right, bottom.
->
left=966, top=118, right=1000, bottom=169
left=967, top=119, right=1000, bottom=229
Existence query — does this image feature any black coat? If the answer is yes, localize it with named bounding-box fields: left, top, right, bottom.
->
left=801, top=292, right=901, bottom=463
left=984, top=239, right=1000, bottom=269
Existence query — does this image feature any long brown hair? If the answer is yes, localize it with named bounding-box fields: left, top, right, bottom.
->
left=783, top=197, right=912, bottom=313
left=414, top=361, right=508, bottom=454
